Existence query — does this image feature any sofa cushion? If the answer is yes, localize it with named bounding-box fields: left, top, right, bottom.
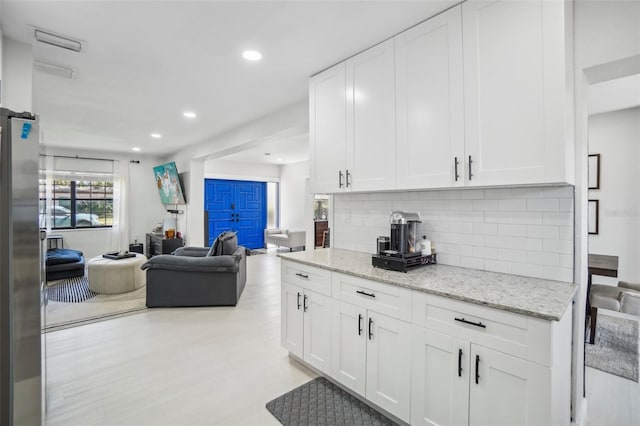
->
left=206, top=237, right=218, bottom=257
left=46, top=248, right=84, bottom=266
left=209, top=231, right=238, bottom=256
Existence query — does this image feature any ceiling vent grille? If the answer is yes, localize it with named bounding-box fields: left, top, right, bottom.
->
left=34, top=29, right=82, bottom=52
left=34, top=61, right=77, bottom=79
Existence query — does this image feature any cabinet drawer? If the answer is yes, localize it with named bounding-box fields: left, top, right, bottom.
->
left=412, top=292, right=552, bottom=366
left=282, top=261, right=332, bottom=296
left=332, top=272, right=412, bottom=322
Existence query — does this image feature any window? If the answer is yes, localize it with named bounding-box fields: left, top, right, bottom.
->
left=39, top=178, right=113, bottom=229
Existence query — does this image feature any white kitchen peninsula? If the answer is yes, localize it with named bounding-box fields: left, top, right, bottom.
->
left=279, top=248, right=576, bottom=425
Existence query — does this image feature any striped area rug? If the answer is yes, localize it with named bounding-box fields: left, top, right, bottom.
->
left=47, top=276, right=97, bottom=303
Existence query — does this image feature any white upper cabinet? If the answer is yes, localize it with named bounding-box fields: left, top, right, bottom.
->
left=309, top=62, right=347, bottom=193
left=346, top=39, right=397, bottom=191
left=462, top=0, right=573, bottom=186
left=395, top=5, right=465, bottom=189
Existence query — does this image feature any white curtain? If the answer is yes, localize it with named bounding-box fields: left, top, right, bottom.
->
left=111, top=160, right=130, bottom=252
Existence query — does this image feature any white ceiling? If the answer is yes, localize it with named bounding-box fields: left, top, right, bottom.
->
left=1, top=0, right=458, bottom=160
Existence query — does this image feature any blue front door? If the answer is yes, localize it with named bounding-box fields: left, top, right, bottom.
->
left=205, top=179, right=266, bottom=250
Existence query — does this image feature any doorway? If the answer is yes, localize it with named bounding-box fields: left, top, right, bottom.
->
left=204, top=179, right=267, bottom=249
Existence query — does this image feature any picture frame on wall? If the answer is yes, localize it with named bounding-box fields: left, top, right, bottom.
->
left=588, top=200, right=599, bottom=235
left=588, top=154, right=600, bottom=189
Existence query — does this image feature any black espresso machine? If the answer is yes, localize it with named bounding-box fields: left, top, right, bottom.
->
left=372, top=211, right=436, bottom=272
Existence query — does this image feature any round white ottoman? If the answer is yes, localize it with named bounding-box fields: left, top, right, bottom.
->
left=87, top=253, right=147, bottom=294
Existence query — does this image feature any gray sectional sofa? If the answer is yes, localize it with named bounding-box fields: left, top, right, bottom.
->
left=141, top=245, right=246, bottom=307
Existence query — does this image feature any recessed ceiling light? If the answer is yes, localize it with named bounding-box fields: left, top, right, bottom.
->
left=150, top=133, right=162, bottom=139
left=132, top=147, right=141, bottom=152
left=183, top=111, right=196, bottom=119
left=242, top=50, right=262, bottom=61
left=277, top=158, right=283, bottom=162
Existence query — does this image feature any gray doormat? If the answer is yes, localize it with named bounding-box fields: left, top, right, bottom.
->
left=47, top=276, right=97, bottom=303
left=266, top=377, right=399, bottom=426
left=586, top=313, right=639, bottom=382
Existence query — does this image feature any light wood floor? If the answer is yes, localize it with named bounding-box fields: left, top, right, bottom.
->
left=44, top=251, right=638, bottom=425
left=44, top=252, right=315, bottom=426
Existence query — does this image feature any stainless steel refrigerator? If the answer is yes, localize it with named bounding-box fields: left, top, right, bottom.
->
left=0, top=108, right=42, bottom=425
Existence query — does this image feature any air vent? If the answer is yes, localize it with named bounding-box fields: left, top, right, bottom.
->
left=34, top=61, right=77, bottom=79
left=34, top=29, right=82, bottom=52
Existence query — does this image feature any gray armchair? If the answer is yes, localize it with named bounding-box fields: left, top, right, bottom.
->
left=141, top=245, right=246, bottom=307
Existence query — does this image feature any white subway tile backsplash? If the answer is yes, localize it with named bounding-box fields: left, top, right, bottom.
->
left=484, top=188, right=513, bottom=199
left=498, top=199, right=526, bottom=211
left=542, top=212, right=573, bottom=227
left=461, top=256, right=485, bottom=270
left=526, top=198, right=560, bottom=212
left=333, top=185, right=574, bottom=283
left=511, top=212, right=543, bottom=225
left=485, top=236, right=512, bottom=248
left=498, top=224, right=527, bottom=237
left=485, top=212, right=511, bottom=224
left=472, top=199, right=498, bottom=211
left=527, top=225, right=559, bottom=239
left=472, top=223, right=498, bottom=235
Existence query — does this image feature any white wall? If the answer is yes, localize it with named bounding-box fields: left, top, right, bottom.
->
left=1, top=37, right=32, bottom=112
left=279, top=160, right=309, bottom=231
left=334, top=186, right=574, bottom=282
left=588, top=107, right=640, bottom=285
left=204, top=158, right=280, bottom=181
left=42, top=147, right=166, bottom=259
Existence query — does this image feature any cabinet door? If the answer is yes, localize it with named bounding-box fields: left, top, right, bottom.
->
left=469, top=345, right=550, bottom=426
left=346, top=39, right=396, bottom=191
left=303, top=290, right=332, bottom=374
left=310, top=62, right=347, bottom=193
left=331, top=301, right=367, bottom=396
left=462, top=0, right=568, bottom=186
left=395, top=5, right=464, bottom=189
left=411, top=326, right=469, bottom=426
left=282, top=283, right=304, bottom=359
left=365, top=311, right=412, bottom=423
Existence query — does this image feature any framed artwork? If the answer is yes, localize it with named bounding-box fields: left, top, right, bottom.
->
left=588, top=200, right=599, bottom=235
left=588, top=154, right=600, bottom=189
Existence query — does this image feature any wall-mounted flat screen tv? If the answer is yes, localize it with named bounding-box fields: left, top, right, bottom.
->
left=153, top=161, right=186, bottom=205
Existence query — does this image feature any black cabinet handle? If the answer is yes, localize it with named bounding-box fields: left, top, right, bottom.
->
left=356, top=290, right=376, bottom=298
left=468, top=155, right=473, bottom=180
left=297, top=292, right=301, bottom=310
left=303, top=294, right=308, bottom=312
left=454, top=157, right=460, bottom=181
left=339, top=170, right=344, bottom=188
left=458, top=348, right=463, bottom=377
left=368, top=317, right=373, bottom=340
left=295, top=273, right=309, bottom=279
left=346, top=169, right=351, bottom=188
left=358, top=314, right=363, bottom=336
left=454, top=317, right=486, bottom=328
left=475, top=354, right=480, bottom=384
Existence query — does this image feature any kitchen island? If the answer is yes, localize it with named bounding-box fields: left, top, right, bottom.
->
left=279, top=248, right=576, bottom=425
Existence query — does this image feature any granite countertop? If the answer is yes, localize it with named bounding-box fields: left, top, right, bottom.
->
left=278, top=248, right=577, bottom=321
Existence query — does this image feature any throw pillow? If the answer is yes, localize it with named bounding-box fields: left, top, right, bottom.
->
left=206, top=237, right=219, bottom=257
left=213, top=231, right=238, bottom=256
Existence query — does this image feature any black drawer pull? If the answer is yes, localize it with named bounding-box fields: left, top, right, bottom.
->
left=303, top=294, right=308, bottom=312
left=356, top=290, right=376, bottom=298
left=368, top=317, right=373, bottom=340
left=358, top=314, right=363, bottom=336
left=297, top=292, right=301, bottom=310
left=295, top=273, right=309, bottom=279
left=454, top=317, right=486, bottom=328
left=454, top=157, right=460, bottom=181
left=458, top=348, right=463, bottom=377
left=475, top=354, right=480, bottom=384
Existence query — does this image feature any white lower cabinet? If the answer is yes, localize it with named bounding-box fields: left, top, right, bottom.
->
left=282, top=283, right=332, bottom=374
left=332, top=300, right=412, bottom=423
left=412, top=325, right=552, bottom=426
left=281, top=260, right=571, bottom=425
